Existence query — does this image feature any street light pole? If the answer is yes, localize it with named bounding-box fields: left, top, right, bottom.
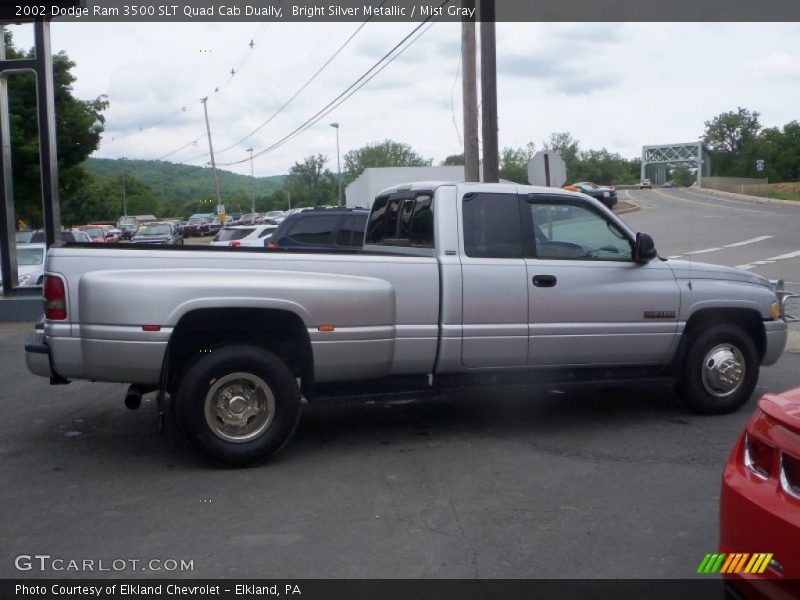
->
left=330, top=122, right=342, bottom=207
left=246, top=147, right=254, bottom=213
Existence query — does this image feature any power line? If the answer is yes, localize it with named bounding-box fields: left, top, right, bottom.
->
left=169, top=22, right=368, bottom=166
left=104, top=19, right=275, bottom=146
left=214, top=14, right=380, bottom=155
left=156, top=133, right=207, bottom=161
left=216, top=4, right=448, bottom=168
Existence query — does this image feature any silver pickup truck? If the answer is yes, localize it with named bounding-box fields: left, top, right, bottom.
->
left=25, top=182, right=796, bottom=465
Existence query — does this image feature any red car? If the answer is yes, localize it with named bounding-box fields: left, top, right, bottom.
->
left=182, top=217, right=212, bottom=237
left=77, top=224, right=119, bottom=243
left=720, top=387, right=800, bottom=599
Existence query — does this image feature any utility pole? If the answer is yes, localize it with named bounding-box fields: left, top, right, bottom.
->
left=246, top=147, right=255, bottom=213
left=330, top=122, right=342, bottom=206
left=122, top=173, right=127, bottom=216
left=200, top=97, right=222, bottom=209
left=461, top=0, right=480, bottom=182
left=479, top=0, right=499, bottom=183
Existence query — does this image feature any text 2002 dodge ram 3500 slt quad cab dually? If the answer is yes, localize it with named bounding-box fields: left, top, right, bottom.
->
left=25, top=182, right=797, bottom=465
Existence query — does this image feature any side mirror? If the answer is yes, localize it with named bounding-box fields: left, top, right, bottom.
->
left=635, top=232, right=658, bottom=263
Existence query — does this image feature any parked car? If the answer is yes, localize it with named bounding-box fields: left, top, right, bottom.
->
left=182, top=217, right=212, bottom=237
left=15, top=231, right=34, bottom=243
left=266, top=207, right=368, bottom=250
left=662, top=181, right=676, bottom=188
left=132, top=222, right=184, bottom=245
left=640, top=179, right=652, bottom=189
left=563, top=181, right=618, bottom=210
left=117, top=215, right=158, bottom=240
left=16, top=243, right=46, bottom=286
left=237, top=213, right=259, bottom=226
left=211, top=224, right=277, bottom=248
left=77, top=224, right=120, bottom=243
left=263, top=210, right=286, bottom=224
left=29, top=229, right=93, bottom=244
left=719, top=386, right=800, bottom=597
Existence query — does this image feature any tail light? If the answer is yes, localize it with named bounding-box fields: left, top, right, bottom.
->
left=229, top=240, right=241, bottom=247
left=780, top=453, right=800, bottom=499
left=744, top=433, right=774, bottom=479
left=265, top=241, right=276, bottom=249
left=43, top=275, right=67, bottom=320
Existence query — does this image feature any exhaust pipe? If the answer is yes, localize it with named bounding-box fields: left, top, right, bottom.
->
left=124, top=384, right=144, bottom=410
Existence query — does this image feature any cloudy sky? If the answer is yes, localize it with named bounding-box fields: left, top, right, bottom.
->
left=8, top=20, right=800, bottom=177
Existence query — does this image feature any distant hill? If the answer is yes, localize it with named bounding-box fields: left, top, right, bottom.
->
left=84, top=158, right=286, bottom=205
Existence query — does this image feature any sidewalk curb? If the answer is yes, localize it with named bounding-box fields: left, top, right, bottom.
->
left=613, top=202, right=640, bottom=215
left=695, top=187, right=800, bottom=208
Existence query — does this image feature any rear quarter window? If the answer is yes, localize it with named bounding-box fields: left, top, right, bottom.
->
left=286, top=215, right=340, bottom=245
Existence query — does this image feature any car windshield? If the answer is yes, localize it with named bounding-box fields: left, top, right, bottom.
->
left=216, top=228, right=255, bottom=241
left=188, top=218, right=205, bottom=225
left=17, top=247, right=44, bottom=266
left=15, top=231, right=34, bottom=243
left=82, top=228, right=102, bottom=238
left=138, top=224, right=171, bottom=235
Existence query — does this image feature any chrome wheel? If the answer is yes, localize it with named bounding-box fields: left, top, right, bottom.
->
left=701, top=344, right=745, bottom=398
left=204, top=372, right=275, bottom=443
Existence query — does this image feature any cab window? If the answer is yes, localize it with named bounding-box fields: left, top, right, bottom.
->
left=528, top=199, right=632, bottom=261
left=462, top=192, right=523, bottom=259
left=366, top=193, right=434, bottom=248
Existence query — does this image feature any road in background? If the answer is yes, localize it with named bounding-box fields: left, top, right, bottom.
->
left=622, top=187, right=800, bottom=351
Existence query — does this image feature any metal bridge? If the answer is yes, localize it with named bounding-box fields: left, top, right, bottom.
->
left=641, top=142, right=711, bottom=185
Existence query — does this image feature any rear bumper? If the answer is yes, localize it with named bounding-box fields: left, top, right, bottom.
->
left=24, top=329, right=55, bottom=379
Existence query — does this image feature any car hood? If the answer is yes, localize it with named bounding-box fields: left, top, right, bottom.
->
left=133, top=236, right=170, bottom=242
left=665, top=259, right=771, bottom=288
left=18, top=264, right=43, bottom=277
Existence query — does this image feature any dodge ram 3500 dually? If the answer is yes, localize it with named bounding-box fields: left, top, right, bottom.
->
left=25, top=182, right=796, bottom=465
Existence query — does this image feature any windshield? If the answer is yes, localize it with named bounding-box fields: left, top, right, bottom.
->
left=138, top=223, right=171, bottom=235
left=216, top=227, right=255, bottom=241
left=82, top=228, right=103, bottom=238
left=15, top=231, right=34, bottom=243
left=17, top=247, right=44, bottom=266
left=188, top=218, right=205, bottom=225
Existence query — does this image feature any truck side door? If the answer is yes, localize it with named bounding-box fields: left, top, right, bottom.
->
left=523, top=194, right=681, bottom=366
left=459, top=189, right=529, bottom=368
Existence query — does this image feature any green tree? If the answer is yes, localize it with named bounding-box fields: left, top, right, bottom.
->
left=285, top=154, right=336, bottom=206
left=343, top=140, right=431, bottom=182
left=543, top=132, right=580, bottom=181
left=499, top=143, right=536, bottom=184
left=4, top=32, right=108, bottom=227
left=755, top=121, right=800, bottom=182
left=441, top=153, right=464, bottom=166
left=703, top=107, right=762, bottom=176
left=572, top=148, right=636, bottom=185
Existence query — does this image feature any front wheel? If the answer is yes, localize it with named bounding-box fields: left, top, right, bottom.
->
left=175, top=345, right=301, bottom=466
left=677, top=324, right=759, bottom=415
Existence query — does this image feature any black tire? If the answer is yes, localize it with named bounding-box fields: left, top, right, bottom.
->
left=677, top=324, right=759, bottom=415
left=174, top=345, right=301, bottom=466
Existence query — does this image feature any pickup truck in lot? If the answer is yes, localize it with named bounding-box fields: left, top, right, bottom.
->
left=25, top=182, right=796, bottom=465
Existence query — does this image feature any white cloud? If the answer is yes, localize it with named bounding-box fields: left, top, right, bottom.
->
left=5, top=21, right=799, bottom=179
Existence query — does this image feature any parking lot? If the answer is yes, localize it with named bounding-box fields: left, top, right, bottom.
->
left=2, top=187, right=799, bottom=579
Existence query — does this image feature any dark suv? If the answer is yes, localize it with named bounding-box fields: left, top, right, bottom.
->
left=266, top=207, right=368, bottom=250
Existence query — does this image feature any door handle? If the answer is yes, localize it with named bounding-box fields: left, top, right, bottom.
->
left=532, top=275, right=557, bottom=287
